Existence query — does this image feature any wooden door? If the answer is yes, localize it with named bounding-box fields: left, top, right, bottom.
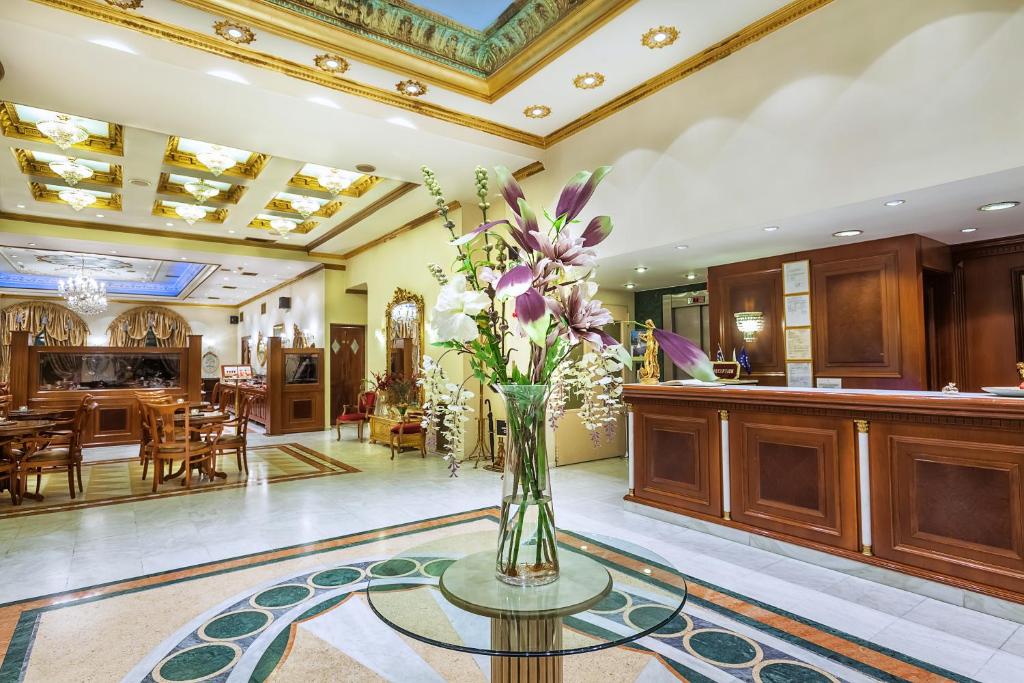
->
left=330, top=324, right=365, bottom=420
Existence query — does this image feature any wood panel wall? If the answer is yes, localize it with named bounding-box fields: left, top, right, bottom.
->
left=709, top=235, right=946, bottom=390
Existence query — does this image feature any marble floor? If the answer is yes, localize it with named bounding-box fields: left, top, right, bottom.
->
left=2, top=429, right=1023, bottom=682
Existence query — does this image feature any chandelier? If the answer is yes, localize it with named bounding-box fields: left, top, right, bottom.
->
left=317, top=167, right=358, bottom=195
left=184, top=179, right=220, bottom=203
left=270, top=217, right=297, bottom=236
left=289, top=195, right=320, bottom=218
left=175, top=204, right=208, bottom=225
left=734, top=311, right=765, bottom=343
left=58, top=258, right=107, bottom=315
left=48, top=157, right=93, bottom=186
left=37, top=114, right=89, bottom=150
left=58, top=188, right=96, bottom=212
left=195, top=145, right=235, bottom=176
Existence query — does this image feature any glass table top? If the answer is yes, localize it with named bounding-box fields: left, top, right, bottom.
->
left=365, top=530, right=688, bottom=658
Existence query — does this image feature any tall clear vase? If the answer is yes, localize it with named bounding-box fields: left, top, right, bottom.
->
left=494, top=384, right=559, bottom=587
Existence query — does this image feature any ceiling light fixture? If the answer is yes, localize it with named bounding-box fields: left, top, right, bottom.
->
left=314, top=53, right=349, bottom=74
left=686, top=273, right=697, bottom=280
left=355, top=164, right=376, bottom=174
left=165, top=222, right=174, bottom=227
left=396, top=79, right=427, bottom=97
left=37, top=113, right=89, bottom=150
left=184, top=179, right=220, bottom=203
left=58, top=188, right=96, bottom=212
left=196, top=144, right=235, bottom=176
left=16, top=204, right=25, bottom=209
left=734, top=312, right=765, bottom=342
left=763, top=226, right=779, bottom=232
left=213, top=20, right=255, bottom=44
left=289, top=195, right=320, bottom=218
left=634, top=266, right=648, bottom=273
left=129, top=178, right=151, bottom=187
left=978, top=201, right=1019, bottom=212
left=95, top=214, right=104, bottom=218
left=270, top=217, right=298, bottom=236
left=175, top=204, right=208, bottom=225
left=884, top=199, right=905, bottom=207
left=833, top=229, right=863, bottom=237
left=676, top=245, right=689, bottom=250
left=960, top=227, right=977, bottom=233
left=48, top=157, right=93, bottom=186
left=642, top=25, right=680, bottom=49
left=624, top=283, right=636, bottom=289
left=58, top=256, right=107, bottom=315
left=573, top=72, right=605, bottom=89
left=318, top=167, right=359, bottom=195
left=524, top=105, right=551, bottom=119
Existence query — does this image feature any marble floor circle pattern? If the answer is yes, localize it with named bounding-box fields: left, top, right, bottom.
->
left=0, top=509, right=979, bottom=682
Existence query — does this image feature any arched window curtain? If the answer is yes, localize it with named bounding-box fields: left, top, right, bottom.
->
left=106, top=306, right=192, bottom=348
left=0, top=301, right=90, bottom=382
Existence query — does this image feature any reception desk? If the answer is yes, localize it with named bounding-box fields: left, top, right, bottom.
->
left=623, top=383, right=1024, bottom=603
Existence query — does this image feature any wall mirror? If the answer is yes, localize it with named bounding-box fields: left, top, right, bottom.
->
left=385, top=288, right=424, bottom=381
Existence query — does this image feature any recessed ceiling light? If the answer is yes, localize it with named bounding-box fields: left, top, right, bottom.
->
left=165, top=222, right=174, bottom=227
left=129, top=178, right=151, bottom=187
left=89, top=38, right=137, bottom=54
left=27, top=243, right=35, bottom=246
left=763, top=226, right=779, bottom=232
left=16, top=204, right=25, bottom=209
left=228, top=229, right=236, bottom=234
left=524, top=105, right=551, bottom=119
left=884, top=199, right=905, bottom=207
left=686, top=273, right=696, bottom=280
left=675, top=245, right=689, bottom=250
left=833, top=229, right=863, bottom=237
left=634, top=266, right=648, bottom=273
left=355, top=164, right=376, bottom=174
left=110, top=250, right=117, bottom=254
left=642, top=26, right=679, bottom=49
left=960, top=227, right=977, bottom=233
left=207, top=70, right=249, bottom=85
left=396, top=79, right=427, bottom=97
left=978, top=201, right=1019, bottom=212
left=95, top=214, right=105, bottom=218
left=624, top=283, right=636, bottom=289
left=387, top=116, right=417, bottom=129
left=308, top=96, right=341, bottom=109
left=179, top=257, right=187, bottom=260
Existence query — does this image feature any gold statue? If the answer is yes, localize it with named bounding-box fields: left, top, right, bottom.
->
left=1017, top=361, right=1024, bottom=383
left=637, top=320, right=660, bottom=385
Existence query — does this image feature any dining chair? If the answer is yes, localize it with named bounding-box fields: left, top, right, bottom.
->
left=0, top=437, right=17, bottom=505
left=390, top=410, right=426, bottom=460
left=135, top=393, right=175, bottom=481
left=142, top=400, right=222, bottom=492
left=215, top=393, right=252, bottom=475
left=336, top=390, right=377, bottom=441
left=19, top=398, right=97, bottom=501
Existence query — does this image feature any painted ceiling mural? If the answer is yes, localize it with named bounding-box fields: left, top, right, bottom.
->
left=265, top=0, right=583, bottom=76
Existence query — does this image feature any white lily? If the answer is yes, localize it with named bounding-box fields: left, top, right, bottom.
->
left=431, top=275, right=489, bottom=342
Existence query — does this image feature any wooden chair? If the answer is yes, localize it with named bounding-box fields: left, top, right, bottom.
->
left=0, top=394, right=12, bottom=419
left=215, top=393, right=252, bottom=475
left=140, top=400, right=221, bottom=492
left=335, top=390, right=376, bottom=442
left=390, top=411, right=426, bottom=460
left=0, top=438, right=17, bottom=505
left=134, top=392, right=175, bottom=480
left=19, top=398, right=97, bottom=501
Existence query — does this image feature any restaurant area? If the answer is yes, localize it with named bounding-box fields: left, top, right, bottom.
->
left=1, top=0, right=1023, bottom=681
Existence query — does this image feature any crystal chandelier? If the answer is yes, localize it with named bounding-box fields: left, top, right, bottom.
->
left=48, top=157, right=93, bottom=186
left=184, top=179, right=220, bottom=203
left=289, top=195, right=320, bottom=218
left=58, top=188, right=96, bottom=212
left=734, top=311, right=765, bottom=342
left=58, top=258, right=107, bottom=315
left=270, top=217, right=297, bottom=236
left=175, top=204, right=208, bottom=225
left=37, top=114, right=89, bottom=150
left=195, top=145, right=235, bottom=176
left=317, top=167, right=358, bottom=195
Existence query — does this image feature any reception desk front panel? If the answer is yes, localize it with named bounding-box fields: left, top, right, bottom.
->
left=624, top=384, right=1024, bottom=602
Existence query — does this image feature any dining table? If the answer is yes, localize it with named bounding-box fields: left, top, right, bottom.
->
left=5, top=408, right=68, bottom=421
left=0, top=419, right=58, bottom=504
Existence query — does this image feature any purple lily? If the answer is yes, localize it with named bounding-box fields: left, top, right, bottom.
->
left=651, top=327, right=717, bottom=382
left=532, top=230, right=596, bottom=268
left=494, top=166, right=525, bottom=218
left=580, top=215, right=613, bottom=247
left=555, top=166, right=612, bottom=223
left=494, top=265, right=550, bottom=345
left=550, top=284, right=616, bottom=349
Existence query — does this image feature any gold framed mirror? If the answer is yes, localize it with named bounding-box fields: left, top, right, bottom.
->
left=384, top=288, right=424, bottom=381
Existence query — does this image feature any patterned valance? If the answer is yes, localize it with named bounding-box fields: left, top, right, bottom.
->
left=0, top=301, right=90, bottom=382
left=106, top=306, right=191, bottom=348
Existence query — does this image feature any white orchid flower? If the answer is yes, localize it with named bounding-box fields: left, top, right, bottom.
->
left=431, top=275, right=489, bottom=342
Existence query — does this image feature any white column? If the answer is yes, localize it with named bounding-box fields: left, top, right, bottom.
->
left=855, top=419, right=872, bottom=556
left=627, top=407, right=635, bottom=496
left=719, top=410, right=731, bottom=520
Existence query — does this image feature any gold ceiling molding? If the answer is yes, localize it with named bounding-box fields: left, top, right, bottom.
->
left=305, top=181, right=419, bottom=251
left=286, top=171, right=380, bottom=198
left=163, top=135, right=269, bottom=179
left=313, top=53, right=348, bottom=74
left=151, top=200, right=226, bottom=223
left=2, top=292, right=240, bottom=309
left=641, top=25, right=679, bottom=50
left=511, top=161, right=545, bottom=182
left=13, top=149, right=123, bottom=188
left=105, top=0, right=142, bottom=8
left=396, top=79, right=428, bottom=97
left=339, top=200, right=461, bottom=261
left=1, top=102, right=124, bottom=156
left=30, top=182, right=122, bottom=211
left=0, top=210, right=313, bottom=253
left=213, top=19, right=254, bottom=44
left=544, top=0, right=836, bottom=147
left=248, top=216, right=318, bottom=234
left=264, top=196, right=341, bottom=218
left=156, top=172, right=245, bottom=204
left=166, top=0, right=636, bottom=102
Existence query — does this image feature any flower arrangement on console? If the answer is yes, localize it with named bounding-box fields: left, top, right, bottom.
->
left=419, top=163, right=715, bottom=587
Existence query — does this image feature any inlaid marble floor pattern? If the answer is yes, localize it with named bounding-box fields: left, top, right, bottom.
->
left=1, top=429, right=1022, bottom=681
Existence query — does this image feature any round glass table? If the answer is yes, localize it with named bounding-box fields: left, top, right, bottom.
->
left=366, top=530, right=687, bottom=682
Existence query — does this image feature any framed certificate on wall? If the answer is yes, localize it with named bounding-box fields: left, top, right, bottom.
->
left=783, top=260, right=810, bottom=294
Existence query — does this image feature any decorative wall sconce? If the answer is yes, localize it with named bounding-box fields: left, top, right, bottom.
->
left=734, top=311, right=765, bottom=342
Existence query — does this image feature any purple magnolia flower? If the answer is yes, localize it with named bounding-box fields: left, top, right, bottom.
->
left=532, top=230, right=596, bottom=269
left=550, top=284, right=616, bottom=348
left=651, top=327, right=716, bottom=382
left=555, top=166, right=612, bottom=223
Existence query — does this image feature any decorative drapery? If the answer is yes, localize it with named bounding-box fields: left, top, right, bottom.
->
left=0, top=301, right=90, bottom=382
left=106, top=306, right=192, bottom=348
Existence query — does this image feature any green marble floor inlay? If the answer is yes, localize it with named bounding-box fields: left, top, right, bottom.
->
left=686, top=629, right=759, bottom=666
left=422, top=558, right=456, bottom=577
left=309, top=567, right=362, bottom=588
left=200, top=610, right=270, bottom=640
left=592, top=589, right=629, bottom=613
left=157, top=643, right=238, bottom=682
left=370, top=558, right=418, bottom=577
left=757, top=660, right=837, bottom=683
left=251, top=584, right=312, bottom=608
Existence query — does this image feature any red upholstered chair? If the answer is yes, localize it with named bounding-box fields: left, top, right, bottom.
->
left=335, top=391, right=376, bottom=442
left=390, top=412, right=425, bottom=460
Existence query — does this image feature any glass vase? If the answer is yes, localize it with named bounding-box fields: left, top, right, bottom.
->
left=495, top=384, right=559, bottom=587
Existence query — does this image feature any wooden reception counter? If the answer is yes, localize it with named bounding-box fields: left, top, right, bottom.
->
left=623, top=383, right=1024, bottom=602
